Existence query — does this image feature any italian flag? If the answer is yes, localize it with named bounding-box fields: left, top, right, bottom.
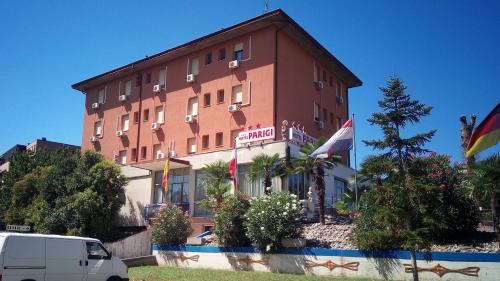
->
left=466, top=103, right=500, bottom=158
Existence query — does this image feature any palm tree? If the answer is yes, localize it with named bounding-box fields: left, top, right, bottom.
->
left=248, top=153, right=285, bottom=195
left=199, top=160, right=232, bottom=212
left=469, top=154, right=500, bottom=240
left=292, top=137, right=342, bottom=225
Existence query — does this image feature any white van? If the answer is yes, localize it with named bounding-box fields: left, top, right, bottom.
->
left=0, top=233, right=128, bottom=281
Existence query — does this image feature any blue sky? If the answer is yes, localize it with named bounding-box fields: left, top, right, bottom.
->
left=0, top=0, right=498, bottom=165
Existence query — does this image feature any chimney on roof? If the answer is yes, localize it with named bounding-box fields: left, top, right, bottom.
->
left=41, top=137, right=46, bottom=141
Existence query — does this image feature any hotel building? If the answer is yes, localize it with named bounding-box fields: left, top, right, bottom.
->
left=72, top=9, right=362, bottom=233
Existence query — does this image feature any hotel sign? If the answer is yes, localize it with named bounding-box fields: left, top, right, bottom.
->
left=289, top=128, right=317, bottom=146
left=238, top=127, right=275, bottom=144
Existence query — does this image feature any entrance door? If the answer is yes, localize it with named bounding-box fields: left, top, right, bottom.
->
left=85, top=241, right=113, bottom=281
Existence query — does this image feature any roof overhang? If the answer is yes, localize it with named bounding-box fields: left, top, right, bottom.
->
left=72, top=9, right=361, bottom=93
left=130, top=158, right=190, bottom=171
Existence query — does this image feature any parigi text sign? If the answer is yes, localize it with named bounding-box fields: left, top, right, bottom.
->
left=289, top=128, right=317, bottom=146
left=238, top=127, right=275, bottom=144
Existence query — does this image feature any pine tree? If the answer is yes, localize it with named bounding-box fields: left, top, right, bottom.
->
left=363, top=76, right=436, bottom=281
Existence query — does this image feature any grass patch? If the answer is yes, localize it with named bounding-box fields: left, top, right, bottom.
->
left=129, top=266, right=380, bottom=281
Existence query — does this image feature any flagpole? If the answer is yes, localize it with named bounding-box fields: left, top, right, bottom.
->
left=352, top=113, right=359, bottom=211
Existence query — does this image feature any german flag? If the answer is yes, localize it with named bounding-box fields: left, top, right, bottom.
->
left=466, top=103, right=500, bottom=158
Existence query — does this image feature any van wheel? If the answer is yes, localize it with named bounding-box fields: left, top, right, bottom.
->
left=107, top=277, right=122, bottom=281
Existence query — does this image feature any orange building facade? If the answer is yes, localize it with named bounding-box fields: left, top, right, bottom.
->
left=72, top=10, right=361, bottom=233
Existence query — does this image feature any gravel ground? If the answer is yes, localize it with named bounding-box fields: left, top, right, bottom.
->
left=202, top=219, right=499, bottom=253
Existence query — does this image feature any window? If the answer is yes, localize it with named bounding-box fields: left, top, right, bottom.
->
left=153, top=144, right=161, bottom=159
left=231, top=85, right=242, bottom=104
left=313, top=62, right=318, bottom=82
left=86, top=242, right=109, bottom=260
left=98, top=88, right=106, bottom=104
left=146, top=72, right=151, bottom=84
left=124, top=80, right=132, bottom=96
left=217, top=90, right=224, bottom=103
left=234, top=43, right=244, bottom=61
left=94, top=121, right=103, bottom=136
left=143, top=109, right=149, bottom=122
left=187, top=138, right=196, bottom=154
left=323, top=108, right=327, bottom=121
left=188, top=97, right=198, bottom=116
left=154, top=168, right=190, bottom=206
left=191, top=58, right=199, bottom=75
left=314, top=103, right=320, bottom=121
left=194, top=171, right=213, bottom=217
left=133, top=111, right=139, bottom=123
left=203, top=93, right=211, bottom=107
left=205, top=52, right=212, bottom=65
left=238, top=165, right=279, bottom=197
left=159, top=69, right=166, bottom=87
left=323, top=71, right=327, bottom=82
left=330, top=113, right=334, bottom=124
left=337, top=117, right=342, bottom=131
left=329, top=76, right=333, bottom=86
left=336, top=82, right=341, bottom=97
left=155, top=106, right=164, bottom=123
left=131, top=148, right=137, bottom=162
left=202, top=135, right=209, bottom=149
left=141, top=146, right=147, bottom=159
left=219, top=48, right=226, bottom=60
left=215, top=132, right=223, bottom=147
left=288, top=172, right=310, bottom=200
left=119, top=150, right=127, bottom=164
left=121, top=114, right=129, bottom=131
left=136, top=75, right=142, bottom=87
left=335, top=179, right=346, bottom=202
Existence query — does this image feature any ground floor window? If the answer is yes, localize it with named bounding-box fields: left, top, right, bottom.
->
left=335, top=178, right=346, bottom=202
left=194, top=171, right=213, bottom=217
left=287, top=172, right=310, bottom=200
left=237, top=165, right=279, bottom=197
left=153, top=168, right=190, bottom=211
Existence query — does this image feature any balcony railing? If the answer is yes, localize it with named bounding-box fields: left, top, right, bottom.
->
left=144, top=202, right=190, bottom=220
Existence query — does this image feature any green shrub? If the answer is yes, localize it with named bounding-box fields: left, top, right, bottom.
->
left=151, top=203, right=192, bottom=246
left=334, top=201, right=349, bottom=216
left=213, top=192, right=250, bottom=246
left=244, top=192, right=300, bottom=251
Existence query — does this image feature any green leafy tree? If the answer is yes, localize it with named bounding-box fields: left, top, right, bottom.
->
left=469, top=154, right=500, bottom=240
left=213, top=192, right=250, bottom=246
left=355, top=155, right=395, bottom=188
left=292, top=138, right=341, bottom=225
left=361, top=76, right=436, bottom=281
left=248, top=153, right=285, bottom=195
left=199, top=160, right=232, bottom=212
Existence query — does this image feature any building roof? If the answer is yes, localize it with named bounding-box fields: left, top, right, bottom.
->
left=0, top=144, right=26, bottom=164
left=72, top=9, right=362, bottom=92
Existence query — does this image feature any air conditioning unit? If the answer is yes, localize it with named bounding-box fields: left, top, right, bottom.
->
left=229, top=60, right=239, bottom=69
left=118, top=95, right=127, bottom=102
left=315, top=81, right=324, bottom=89
left=156, top=152, right=164, bottom=160
left=228, top=104, right=241, bottom=113
left=151, top=122, right=160, bottom=130
left=153, top=84, right=161, bottom=93
left=336, top=96, right=344, bottom=104
left=169, top=150, right=176, bottom=157
left=91, top=102, right=100, bottom=109
left=186, top=74, right=195, bottom=83
left=116, top=130, right=124, bottom=137
left=315, top=120, right=325, bottom=129
left=90, top=136, right=98, bottom=142
left=185, top=115, right=194, bottom=123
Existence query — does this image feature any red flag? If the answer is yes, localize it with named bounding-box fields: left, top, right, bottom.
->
left=229, top=147, right=238, bottom=190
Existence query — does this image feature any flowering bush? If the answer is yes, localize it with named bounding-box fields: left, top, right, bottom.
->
left=244, top=192, right=300, bottom=251
left=213, top=192, right=250, bottom=246
left=151, top=203, right=192, bottom=246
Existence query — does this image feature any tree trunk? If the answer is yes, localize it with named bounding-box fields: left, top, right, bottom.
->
left=491, top=193, right=500, bottom=242
left=263, top=172, right=272, bottom=195
left=315, top=165, right=326, bottom=225
left=410, top=247, right=420, bottom=281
